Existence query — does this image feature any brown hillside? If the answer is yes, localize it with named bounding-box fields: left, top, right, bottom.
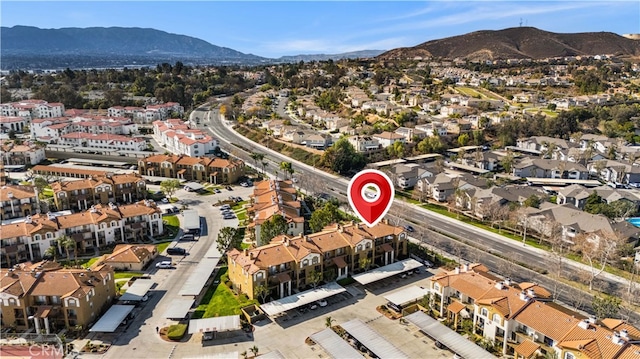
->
left=378, top=27, right=640, bottom=61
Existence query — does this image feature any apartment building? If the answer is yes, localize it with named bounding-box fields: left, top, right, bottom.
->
left=0, top=261, right=115, bottom=332
left=98, top=244, right=158, bottom=271
left=0, top=185, right=39, bottom=221
left=0, top=100, right=65, bottom=120
left=0, top=200, right=163, bottom=267
left=58, top=132, right=147, bottom=152
left=51, top=173, right=147, bottom=211
left=248, top=180, right=304, bottom=245
left=31, top=115, right=138, bottom=142
left=0, top=116, right=29, bottom=133
left=108, top=102, right=183, bottom=123
left=153, top=119, right=217, bottom=156
left=348, top=135, right=381, bottom=153
left=427, top=264, right=640, bottom=358
left=138, top=154, right=244, bottom=184
left=227, top=221, right=407, bottom=301
left=0, top=140, right=46, bottom=166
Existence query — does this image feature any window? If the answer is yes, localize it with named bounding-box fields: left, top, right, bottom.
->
left=256, top=272, right=263, bottom=280
left=492, top=313, right=501, bottom=324
left=302, top=259, right=309, bottom=267
left=312, top=257, right=318, bottom=265
left=481, top=308, right=488, bottom=317
left=357, top=244, right=362, bottom=252
left=365, top=242, right=372, bottom=249
left=564, top=353, right=575, bottom=359
left=34, top=234, right=41, bottom=241
left=46, top=233, right=52, bottom=239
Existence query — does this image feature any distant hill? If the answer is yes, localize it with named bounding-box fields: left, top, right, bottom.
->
left=276, top=50, right=385, bottom=63
left=0, top=25, right=267, bottom=69
left=378, top=27, right=640, bottom=61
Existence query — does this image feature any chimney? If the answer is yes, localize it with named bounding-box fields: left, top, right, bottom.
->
left=383, top=218, right=389, bottom=225
left=338, top=224, right=343, bottom=233
left=495, top=282, right=504, bottom=290
left=249, top=252, right=255, bottom=260
left=519, top=291, right=530, bottom=302
left=578, top=320, right=590, bottom=330
left=25, top=215, right=32, bottom=224
left=284, top=238, right=289, bottom=247
left=243, top=249, right=248, bottom=256
left=504, top=278, right=512, bottom=286
left=620, top=329, right=629, bottom=340
left=305, top=235, right=311, bottom=242
left=527, top=288, right=536, bottom=298
left=588, top=316, right=597, bottom=324
left=462, top=263, right=469, bottom=272
left=612, top=332, right=624, bottom=345
left=454, top=267, right=460, bottom=274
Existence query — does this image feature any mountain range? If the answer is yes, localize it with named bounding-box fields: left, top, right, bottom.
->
left=2, top=25, right=639, bottom=70
left=378, top=27, right=640, bottom=61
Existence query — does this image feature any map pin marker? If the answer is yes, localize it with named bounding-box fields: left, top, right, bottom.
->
left=348, top=169, right=395, bottom=227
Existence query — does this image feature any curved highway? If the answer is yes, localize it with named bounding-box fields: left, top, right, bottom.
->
left=195, top=104, right=639, bottom=320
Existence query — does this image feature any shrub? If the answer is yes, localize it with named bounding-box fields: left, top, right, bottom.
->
left=166, top=324, right=187, bottom=340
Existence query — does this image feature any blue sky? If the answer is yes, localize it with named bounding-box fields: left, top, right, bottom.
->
left=2, top=1, right=639, bottom=58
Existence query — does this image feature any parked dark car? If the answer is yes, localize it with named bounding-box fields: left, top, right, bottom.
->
left=403, top=224, right=415, bottom=232
left=166, top=247, right=186, bottom=255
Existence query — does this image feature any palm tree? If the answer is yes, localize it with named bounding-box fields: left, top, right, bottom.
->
left=325, top=316, right=336, bottom=328
left=250, top=152, right=265, bottom=171
left=249, top=345, right=259, bottom=357
left=261, top=161, right=268, bottom=176
left=58, top=235, right=76, bottom=262
left=279, top=161, right=294, bottom=180
left=44, top=245, right=58, bottom=262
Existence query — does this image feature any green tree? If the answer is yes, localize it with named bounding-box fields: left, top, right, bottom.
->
left=279, top=161, right=294, bottom=180
left=259, top=214, right=288, bottom=243
left=500, top=150, right=515, bottom=173
left=309, top=202, right=341, bottom=232
left=250, top=152, right=265, bottom=172
left=308, top=270, right=323, bottom=288
left=359, top=257, right=372, bottom=271
left=44, top=245, right=58, bottom=261
left=387, top=141, right=405, bottom=158
left=457, top=133, right=470, bottom=147
left=319, top=138, right=366, bottom=175
left=524, top=195, right=541, bottom=208
left=592, top=295, right=621, bottom=319
left=254, top=284, right=269, bottom=303
left=58, top=235, right=76, bottom=261
left=216, top=227, right=238, bottom=254
left=325, top=316, right=336, bottom=328
left=160, top=179, right=181, bottom=199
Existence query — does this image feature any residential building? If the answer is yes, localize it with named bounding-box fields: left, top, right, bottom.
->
left=392, top=163, right=436, bottom=190
left=415, top=123, right=448, bottom=137
left=248, top=180, right=304, bottom=245
left=227, top=221, right=407, bottom=300
left=588, top=160, right=640, bottom=187
left=98, top=244, right=158, bottom=271
left=138, top=154, right=244, bottom=184
left=395, top=127, right=427, bottom=142
left=556, top=184, right=640, bottom=211
left=416, top=173, right=457, bottom=202
left=0, top=100, right=65, bottom=120
left=58, top=133, right=147, bottom=152
left=0, top=261, right=115, bottom=332
left=0, top=185, right=39, bottom=221
left=361, top=101, right=389, bottom=115
left=348, top=136, right=381, bottom=153
left=0, top=116, right=29, bottom=133
left=31, top=115, right=138, bottom=143
left=153, top=119, right=217, bottom=156
left=51, top=173, right=147, bottom=211
left=0, top=200, right=163, bottom=266
left=304, top=134, right=332, bottom=150
left=0, top=141, right=46, bottom=166
left=373, top=131, right=406, bottom=148
left=513, top=158, right=588, bottom=180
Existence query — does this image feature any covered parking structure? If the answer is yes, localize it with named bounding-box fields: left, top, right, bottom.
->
left=352, top=258, right=423, bottom=285
left=340, top=319, right=409, bottom=359
left=309, top=328, right=363, bottom=359
left=119, top=279, right=155, bottom=302
left=405, top=311, right=494, bottom=359
left=260, top=282, right=346, bottom=317
left=179, top=257, right=220, bottom=297
left=162, top=298, right=194, bottom=319
left=384, top=285, right=430, bottom=310
left=89, top=305, right=135, bottom=332
left=183, top=182, right=205, bottom=192
left=188, top=315, right=241, bottom=336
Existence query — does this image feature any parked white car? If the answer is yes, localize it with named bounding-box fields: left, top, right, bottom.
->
left=156, top=261, right=172, bottom=269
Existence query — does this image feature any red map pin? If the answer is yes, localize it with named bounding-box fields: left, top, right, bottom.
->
left=348, top=169, right=395, bottom=227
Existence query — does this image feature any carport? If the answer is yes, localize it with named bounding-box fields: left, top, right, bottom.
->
left=405, top=311, right=494, bottom=359
left=89, top=305, right=135, bottom=332
left=188, top=315, right=241, bottom=335
left=183, top=182, right=205, bottom=192
left=260, top=282, right=346, bottom=317
left=340, top=319, right=409, bottom=359
left=179, top=257, right=220, bottom=296
left=384, top=285, right=430, bottom=308
left=119, top=279, right=155, bottom=302
left=162, top=299, right=194, bottom=319
left=309, top=328, right=363, bottom=359
left=352, top=258, right=423, bottom=285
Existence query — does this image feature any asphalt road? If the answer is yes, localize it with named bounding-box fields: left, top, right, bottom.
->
left=199, top=105, right=640, bottom=322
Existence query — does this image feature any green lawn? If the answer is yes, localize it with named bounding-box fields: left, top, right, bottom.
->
left=114, top=271, right=145, bottom=280
left=81, top=257, right=101, bottom=269
left=164, top=215, right=180, bottom=227
left=193, top=267, right=258, bottom=319
left=156, top=241, right=172, bottom=254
